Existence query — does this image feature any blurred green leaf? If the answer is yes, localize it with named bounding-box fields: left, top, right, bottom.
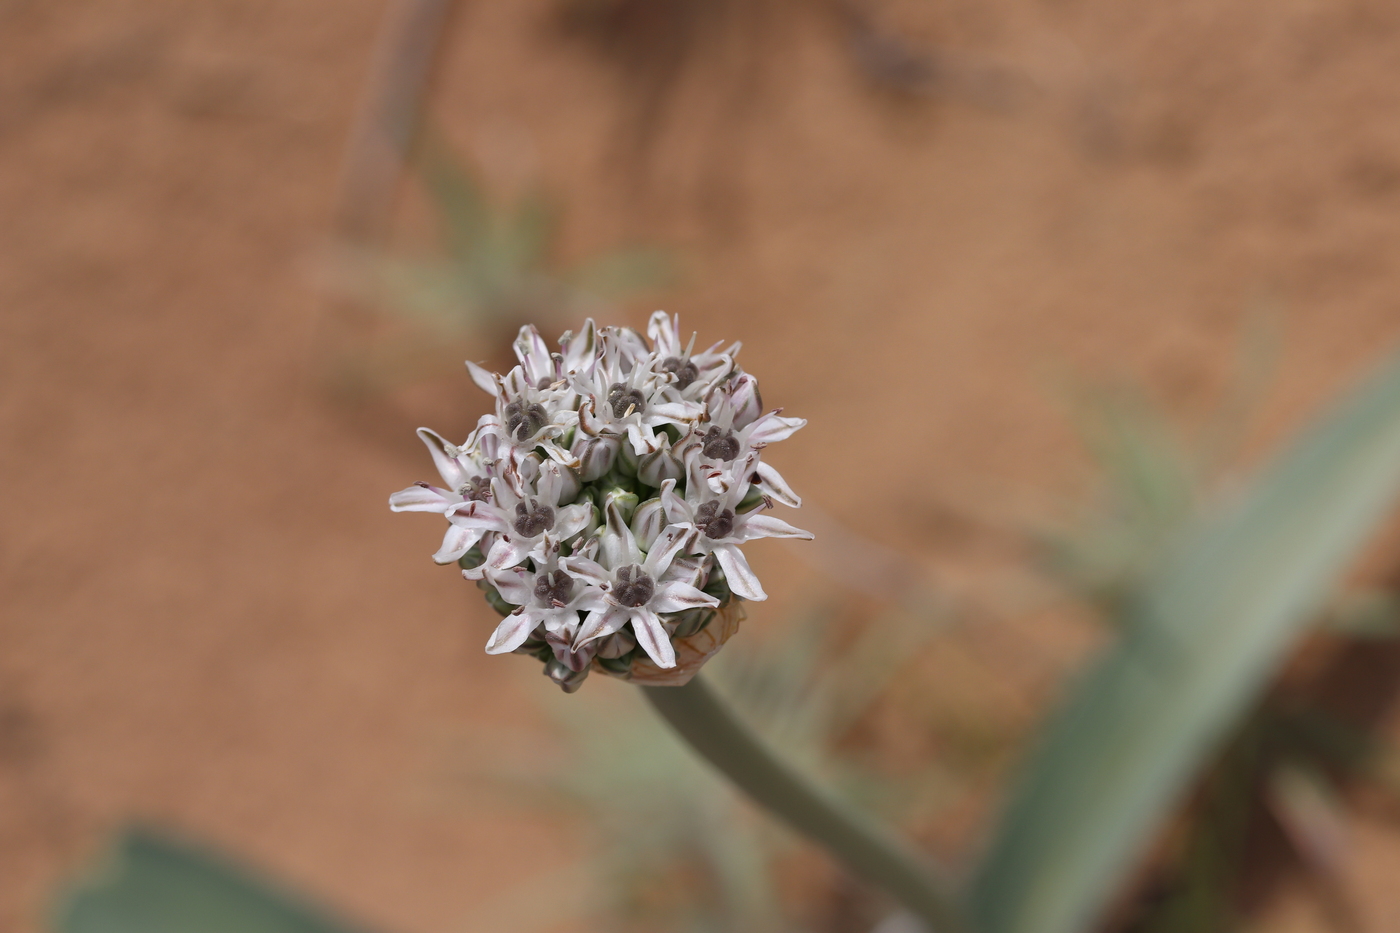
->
left=1045, top=389, right=1201, bottom=611
left=54, top=826, right=375, bottom=933
left=368, top=138, right=675, bottom=346
left=420, top=143, right=491, bottom=261
left=566, top=247, right=675, bottom=298
left=970, top=351, right=1400, bottom=933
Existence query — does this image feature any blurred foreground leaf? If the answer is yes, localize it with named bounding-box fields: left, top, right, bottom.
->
left=970, top=352, right=1400, bottom=933
left=54, top=826, right=375, bottom=933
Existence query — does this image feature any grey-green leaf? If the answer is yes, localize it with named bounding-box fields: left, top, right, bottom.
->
left=53, top=826, right=376, bottom=933
left=969, top=351, right=1400, bottom=933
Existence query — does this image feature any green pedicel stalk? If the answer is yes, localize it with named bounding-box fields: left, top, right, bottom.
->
left=643, top=674, right=970, bottom=933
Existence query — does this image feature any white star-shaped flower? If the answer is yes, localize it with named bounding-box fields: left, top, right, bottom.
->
left=564, top=503, right=719, bottom=668
left=660, top=455, right=813, bottom=601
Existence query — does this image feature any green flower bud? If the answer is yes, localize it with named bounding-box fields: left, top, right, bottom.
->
left=602, top=487, right=640, bottom=525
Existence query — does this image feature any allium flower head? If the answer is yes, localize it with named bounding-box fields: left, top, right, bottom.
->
left=390, top=312, right=812, bottom=691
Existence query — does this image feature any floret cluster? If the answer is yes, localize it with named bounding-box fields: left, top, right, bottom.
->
left=390, top=313, right=811, bottom=692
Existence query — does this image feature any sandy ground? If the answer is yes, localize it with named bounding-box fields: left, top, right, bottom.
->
left=6, top=1, right=1400, bottom=931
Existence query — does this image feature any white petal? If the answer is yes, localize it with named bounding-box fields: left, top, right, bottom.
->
left=536, top=460, right=566, bottom=504
left=446, top=502, right=511, bottom=534
left=501, top=364, right=529, bottom=398
left=626, top=422, right=657, bottom=457
left=736, top=514, right=813, bottom=542
left=715, top=544, right=766, bottom=600
left=562, top=556, right=610, bottom=588
left=562, top=318, right=598, bottom=374
left=541, top=608, right=582, bottom=639
left=570, top=587, right=610, bottom=613
left=646, top=310, right=678, bottom=355
left=611, top=327, right=649, bottom=363
left=575, top=606, right=629, bottom=648
left=485, top=610, right=541, bottom=655
left=476, top=421, right=500, bottom=460
left=486, top=566, right=533, bottom=605
left=729, top=373, right=763, bottom=429
left=514, top=324, right=553, bottom=384
left=554, top=503, right=592, bottom=541
left=540, top=440, right=581, bottom=470
left=389, top=484, right=455, bottom=512
left=577, top=397, right=606, bottom=436
left=660, top=478, right=691, bottom=524
left=629, top=610, right=676, bottom=668
left=540, top=460, right=581, bottom=504
left=652, top=580, right=720, bottom=613
left=600, top=501, right=643, bottom=569
left=754, top=461, right=802, bottom=508
left=465, top=360, right=501, bottom=397
left=433, top=523, right=483, bottom=565
left=745, top=412, right=806, bottom=445
left=415, top=428, right=468, bottom=489
left=642, top=525, right=692, bottom=579
left=648, top=400, right=703, bottom=424
left=703, top=465, right=741, bottom=498
left=485, top=536, right=530, bottom=572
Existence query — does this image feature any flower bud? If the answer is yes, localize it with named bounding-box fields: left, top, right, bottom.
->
left=603, top=488, right=640, bottom=525
left=541, top=459, right=581, bottom=502
left=618, top=438, right=641, bottom=475
left=544, top=658, right=590, bottom=693
left=729, top=372, right=763, bottom=430
left=631, top=496, right=668, bottom=550
left=736, top=483, right=766, bottom=514
left=572, top=435, right=617, bottom=481
left=595, top=629, right=636, bottom=659
left=669, top=607, right=714, bottom=639
left=638, top=446, right=685, bottom=486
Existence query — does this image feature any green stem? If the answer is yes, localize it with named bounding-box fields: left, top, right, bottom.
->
left=642, top=674, right=970, bottom=932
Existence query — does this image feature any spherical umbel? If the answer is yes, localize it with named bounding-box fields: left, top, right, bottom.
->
left=388, top=312, right=811, bottom=691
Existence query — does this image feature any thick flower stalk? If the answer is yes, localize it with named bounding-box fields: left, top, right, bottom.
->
left=391, top=313, right=812, bottom=692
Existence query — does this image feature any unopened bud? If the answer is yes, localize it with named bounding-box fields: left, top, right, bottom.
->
left=631, top=496, right=667, bottom=550
left=545, top=658, right=590, bottom=693
left=572, top=435, right=617, bottom=481
left=603, top=488, right=640, bottom=525
left=638, top=447, right=685, bottom=486
left=729, top=372, right=763, bottom=430
left=617, top=438, right=640, bottom=475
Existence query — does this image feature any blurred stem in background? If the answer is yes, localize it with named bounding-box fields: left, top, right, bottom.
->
left=643, top=675, right=969, bottom=933
left=333, top=0, right=456, bottom=250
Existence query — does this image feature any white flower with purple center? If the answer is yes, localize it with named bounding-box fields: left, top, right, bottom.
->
left=484, top=540, right=608, bottom=663
left=449, top=459, right=591, bottom=578
left=565, top=504, right=720, bottom=669
left=660, top=455, right=813, bottom=601
left=645, top=310, right=739, bottom=401
left=572, top=331, right=703, bottom=463
left=696, top=373, right=806, bottom=507
left=388, top=424, right=503, bottom=564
